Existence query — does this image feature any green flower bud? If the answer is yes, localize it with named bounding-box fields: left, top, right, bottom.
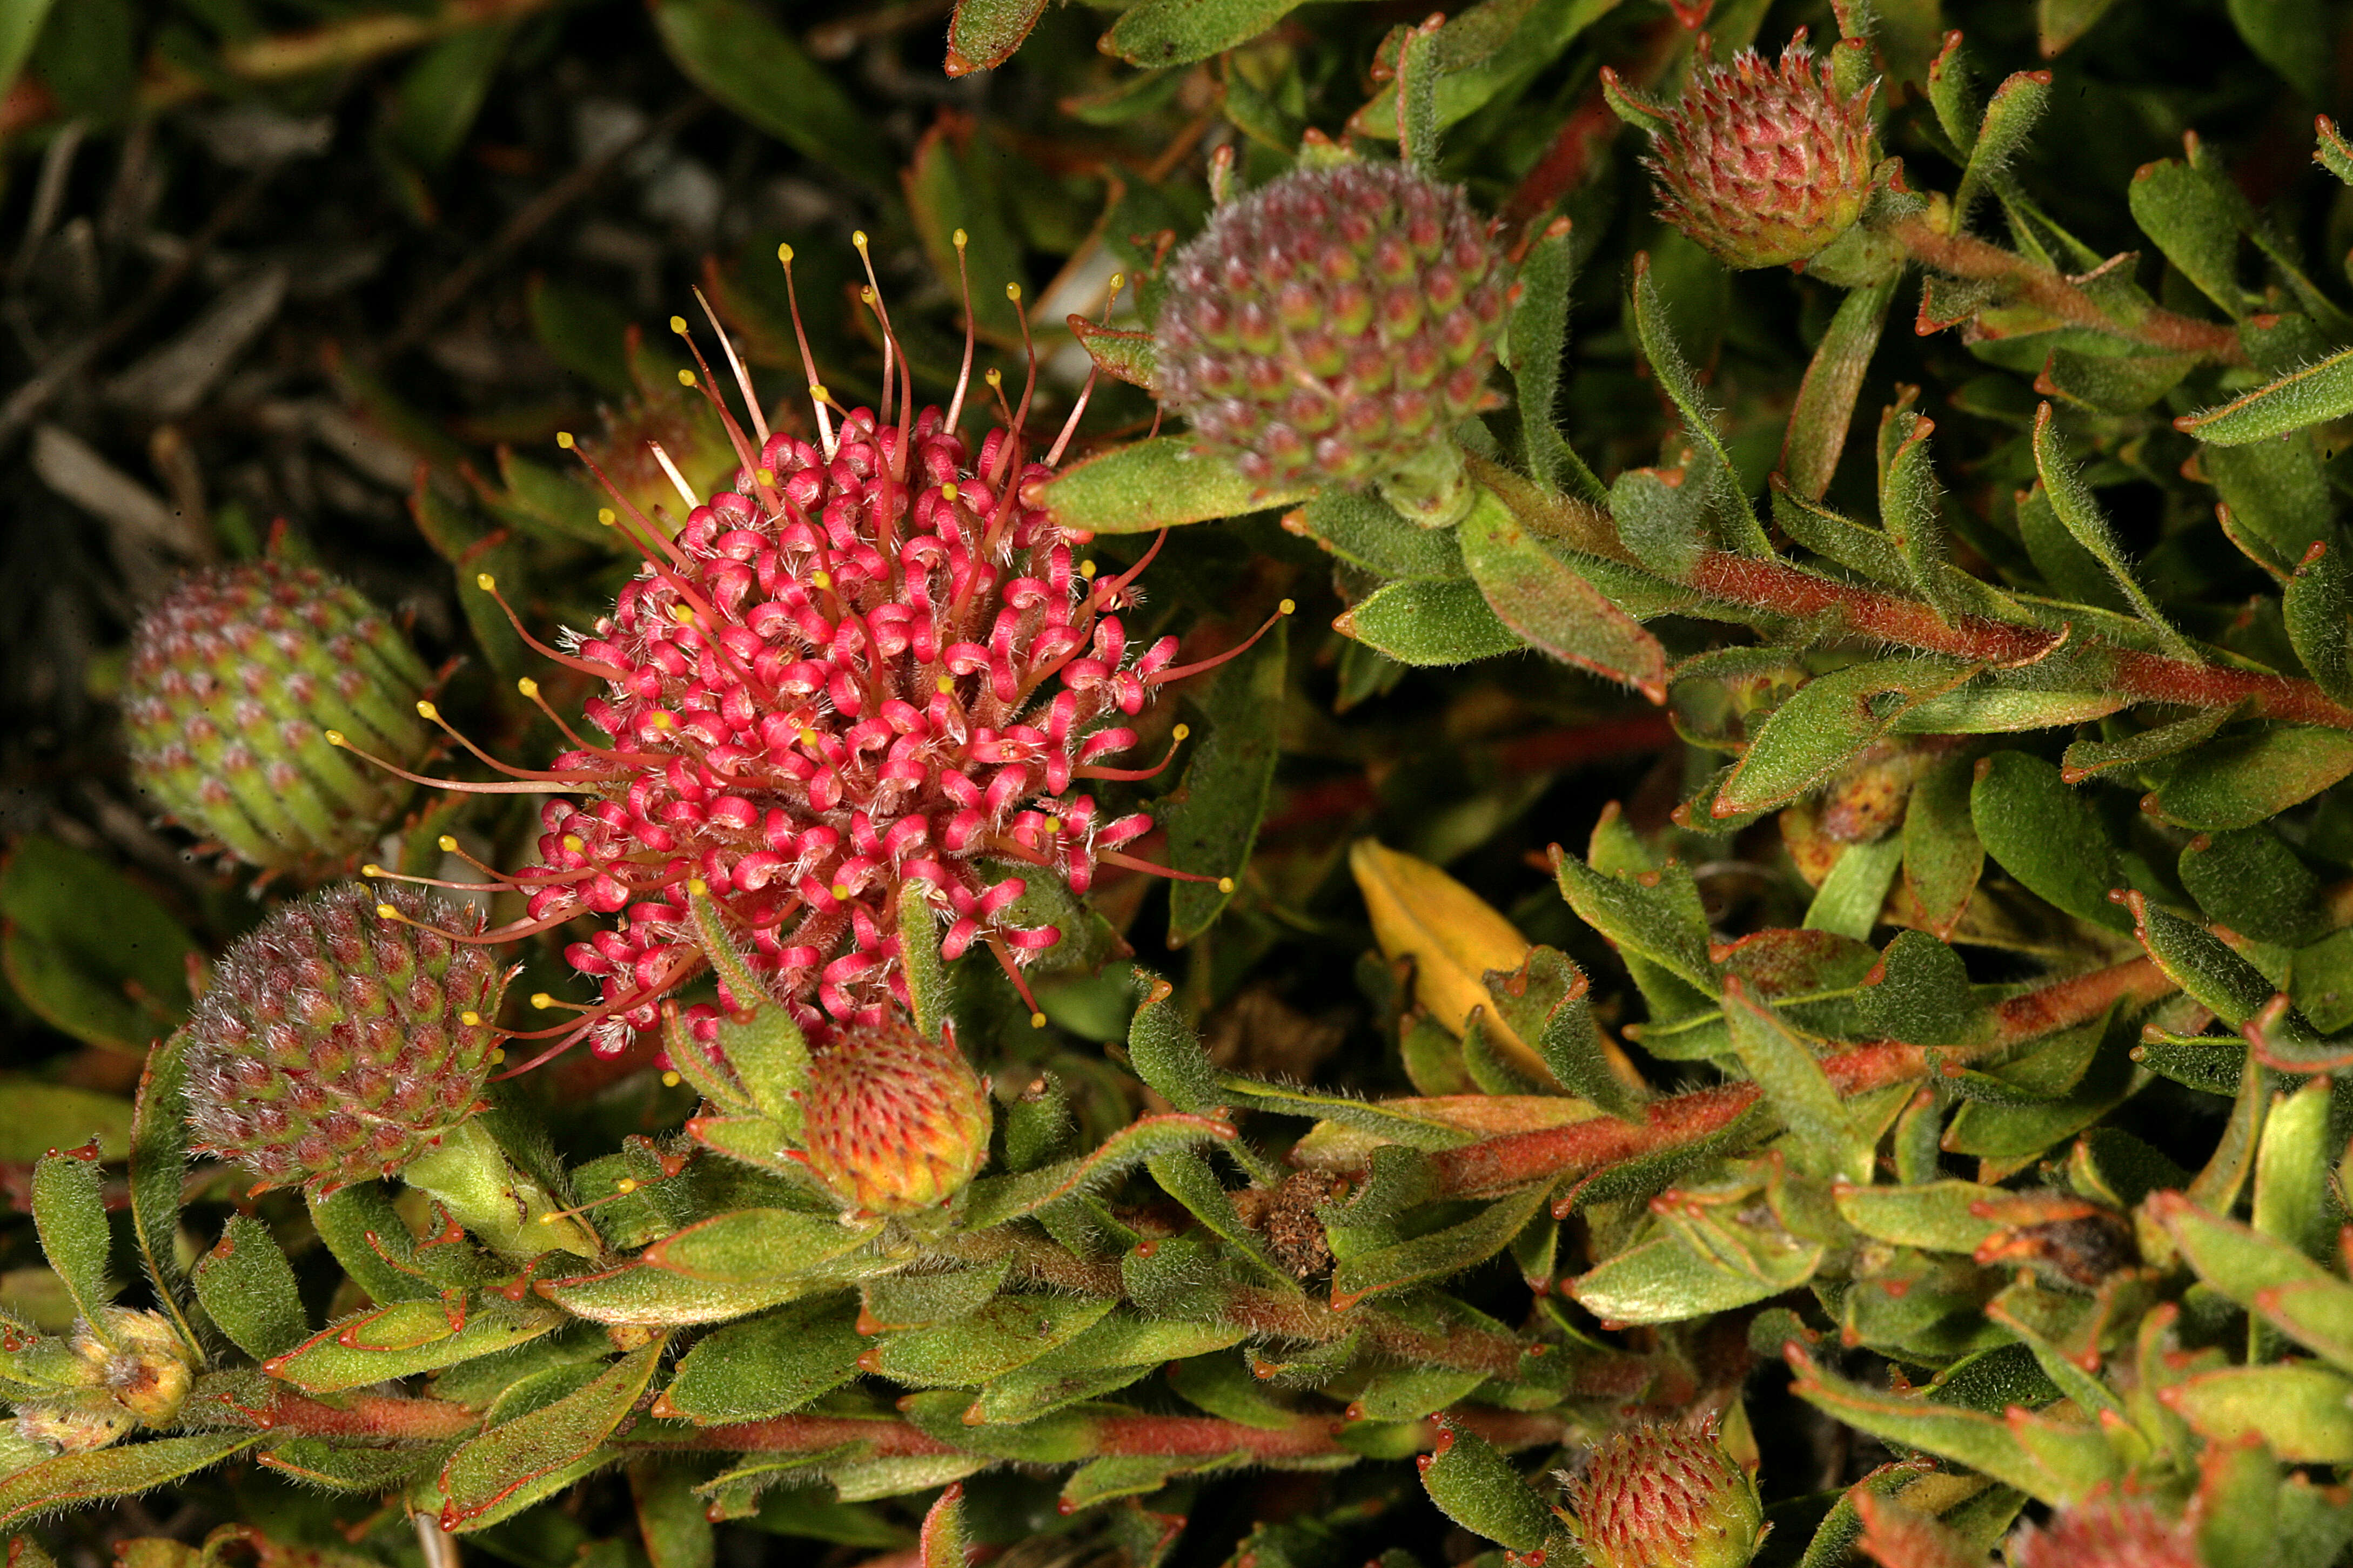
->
left=1563, top=1420, right=1764, bottom=1568
left=797, top=1017, right=991, bottom=1215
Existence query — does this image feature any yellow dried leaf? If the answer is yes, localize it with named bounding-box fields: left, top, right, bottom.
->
left=1349, top=839, right=1550, bottom=1081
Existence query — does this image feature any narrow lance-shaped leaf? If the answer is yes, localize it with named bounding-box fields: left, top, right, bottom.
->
left=190, top=1213, right=309, bottom=1361
left=2032, top=405, right=2197, bottom=659
left=1042, top=437, right=1312, bottom=534
left=1458, top=487, right=1667, bottom=699
left=1717, top=659, right=1974, bottom=817
left=944, top=0, right=1047, bottom=75
left=1722, top=979, right=1870, bottom=1182
left=650, top=0, right=891, bottom=186
left=439, top=1337, right=667, bottom=1531
left=896, top=880, right=953, bottom=1045
left=2283, top=537, right=2353, bottom=703
left=1630, top=252, right=1769, bottom=554
left=0, top=1434, right=263, bottom=1530
left=2176, top=344, right=2353, bottom=444
left=1509, top=220, right=1605, bottom=504
left=1102, top=0, right=1301, bottom=67
left=1880, top=414, right=1962, bottom=623
left=1781, top=275, right=1898, bottom=501
left=1393, top=15, right=1442, bottom=173
left=1417, top=1420, right=1550, bottom=1552
left=2128, top=152, right=2254, bottom=318
left=129, top=1026, right=198, bottom=1352
left=1335, top=577, right=1523, bottom=666
left=2318, top=115, right=2353, bottom=186
left=1955, top=70, right=2050, bottom=228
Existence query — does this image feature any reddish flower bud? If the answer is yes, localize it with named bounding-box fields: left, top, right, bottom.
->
left=122, top=560, right=433, bottom=871
left=1563, top=1420, right=1764, bottom=1568
left=798, top=1015, right=991, bottom=1214
left=1643, top=41, right=1876, bottom=270
left=185, top=883, right=506, bottom=1192
left=2007, top=1499, right=2196, bottom=1568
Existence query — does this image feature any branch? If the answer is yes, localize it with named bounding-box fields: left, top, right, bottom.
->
left=640, top=1405, right=1569, bottom=1459
left=1429, top=955, right=2175, bottom=1201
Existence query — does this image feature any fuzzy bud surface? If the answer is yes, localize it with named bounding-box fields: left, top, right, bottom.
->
left=797, top=1015, right=991, bottom=1213
left=1564, top=1421, right=1764, bottom=1568
left=2006, top=1499, right=2196, bottom=1568
left=122, top=560, right=433, bottom=871
left=1155, top=160, right=1509, bottom=496
left=185, top=883, right=505, bottom=1190
left=1647, top=42, right=1875, bottom=270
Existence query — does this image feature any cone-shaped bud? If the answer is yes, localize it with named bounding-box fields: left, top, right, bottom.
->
left=797, top=1015, right=991, bottom=1214
left=1155, top=160, right=1509, bottom=509
left=1563, top=1421, right=1764, bottom=1568
left=9, top=1309, right=198, bottom=1453
left=185, top=883, right=506, bottom=1192
left=2006, top=1499, right=2195, bottom=1568
left=1644, top=41, right=1875, bottom=270
left=122, top=560, right=433, bottom=870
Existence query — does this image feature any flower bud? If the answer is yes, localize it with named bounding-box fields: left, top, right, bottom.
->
left=1155, top=159, right=1510, bottom=522
left=1641, top=40, right=1876, bottom=270
left=2006, top=1499, right=2195, bottom=1568
left=797, top=1016, right=991, bottom=1214
left=185, top=883, right=506, bottom=1193
left=73, top=1309, right=196, bottom=1426
left=123, top=560, right=433, bottom=871
left=1562, top=1420, right=1764, bottom=1568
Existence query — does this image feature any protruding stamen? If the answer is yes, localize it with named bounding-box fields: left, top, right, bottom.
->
left=326, top=729, right=584, bottom=795
left=777, top=243, right=837, bottom=459
left=984, top=932, right=1046, bottom=1028
left=1077, top=723, right=1189, bottom=781
left=692, top=285, right=771, bottom=445
left=669, top=314, right=767, bottom=489
left=373, top=898, right=564, bottom=946
left=1044, top=272, right=1122, bottom=468
left=946, top=227, right=977, bottom=436
left=1149, top=600, right=1296, bottom=685
left=415, top=699, right=586, bottom=784
left=474, top=573, right=629, bottom=682
left=1099, top=851, right=1232, bottom=891
left=647, top=440, right=701, bottom=512
left=560, top=434, right=691, bottom=569
left=852, top=230, right=895, bottom=416
left=361, top=862, right=521, bottom=896
left=517, top=676, right=663, bottom=763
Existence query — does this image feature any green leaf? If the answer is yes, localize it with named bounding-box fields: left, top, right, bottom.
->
left=1041, top=437, right=1311, bottom=534
left=1553, top=849, right=1716, bottom=995
left=2166, top=1363, right=2353, bottom=1463
left=2228, top=0, right=2329, bottom=100
left=1969, top=751, right=2131, bottom=931
left=2176, top=344, right=2353, bottom=444
left=2180, top=829, right=2325, bottom=946
left=1336, top=577, right=1523, bottom=665
left=2283, top=537, right=2353, bottom=703
left=867, top=1293, right=1115, bottom=1387
left=1, top=836, right=197, bottom=1053
left=966, top=1112, right=1236, bottom=1231
left=1719, top=660, right=1973, bottom=817
left=2030, top=406, right=2196, bottom=658
left=2318, top=116, right=2353, bottom=186
left=439, top=1339, right=665, bottom=1531
left=1772, top=480, right=1906, bottom=584
left=2059, top=703, right=2239, bottom=783
left=190, top=1215, right=307, bottom=1361
left=0, top=1080, right=129, bottom=1163
left=1509, top=220, right=1603, bottom=503
left=1161, top=617, right=1285, bottom=943
left=945, top=0, right=1047, bottom=74
left=1955, top=70, right=2048, bottom=230
left=643, top=1209, right=880, bottom=1286
left=1570, top=1219, right=1817, bottom=1323
left=896, top=883, right=952, bottom=1046
left=1803, top=835, right=1903, bottom=939
left=1631, top=252, right=1767, bottom=554
left=1881, top=415, right=1963, bottom=622
left=2129, top=897, right=2274, bottom=1029
left=28, top=0, right=131, bottom=122
left=903, top=119, right=1024, bottom=347
left=528, top=279, right=635, bottom=398
left=32, top=1146, right=113, bottom=1336
left=1330, top=1182, right=1551, bottom=1309
left=1286, top=489, right=1464, bottom=580
left=0, top=1433, right=262, bottom=1529
left=651, top=0, right=891, bottom=186
left=1122, top=972, right=1222, bottom=1112
left=1103, top=0, right=1300, bottom=66
left=0, top=0, right=59, bottom=102
left=1393, top=14, right=1440, bottom=170
left=1459, top=488, right=1666, bottom=698
left=1861, top=931, right=1990, bottom=1047
left=656, top=1295, right=864, bottom=1424
left=387, top=23, right=513, bottom=171
left=632, top=1460, right=715, bottom=1568
left=1148, top=1147, right=1299, bottom=1291
left=2128, top=154, right=2254, bottom=318
left=1417, top=1420, right=1548, bottom=1552
left=2153, top=725, right=2353, bottom=830
left=1834, top=1181, right=2006, bottom=1253
left=1782, top=276, right=1899, bottom=501
left=1723, top=980, right=1869, bottom=1181
left=2254, top=1078, right=2334, bottom=1261
left=1486, top=946, right=1644, bottom=1121
left=266, top=1301, right=568, bottom=1394
left=1902, top=754, right=1983, bottom=938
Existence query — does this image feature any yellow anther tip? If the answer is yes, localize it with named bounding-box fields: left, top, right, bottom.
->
left=687, top=878, right=709, bottom=896
left=1079, top=559, right=1097, bottom=578
left=936, top=676, right=954, bottom=693
left=940, top=482, right=960, bottom=500
left=531, top=994, right=554, bottom=1010
left=476, top=573, right=497, bottom=591
left=361, top=864, right=383, bottom=878
left=1279, top=598, right=1296, bottom=615
left=615, top=1178, right=639, bottom=1193
left=438, top=835, right=459, bottom=852
left=490, top=1049, right=506, bottom=1064
left=777, top=243, right=794, bottom=263
left=810, top=383, right=829, bottom=401
left=517, top=677, right=538, bottom=697
left=556, top=431, right=575, bottom=448
left=757, top=468, right=776, bottom=484
left=985, top=368, right=1003, bottom=385
left=415, top=699, right=438, bottom=718
left=852, top=230, right=870, bottom=248
left=460, top=1011, right=482, bottom=1027
left=375, top=904, right=400, bottom=920
left=1005, top=282, right=1022, bottom=301
left=662, top=1071, right=682, bottom=1087
left=830, top=884, right=850, bottom=900
left=952, top=228, right=968, bottom=247
left=1029, top=1011, right=1047, bottom=1029
left=669, top=315, right=688, bottom=334
left=598, top=508, right=617, bottom=526
left=1217, top=877, right=1236, bottom=894
left=678, top=369, right=697, bottom=387
left=1172, top=723, right=1191, bottom=741
left=323, top=729, right=346, bottom=746
left=539, top=1213, right=558, bottom=1225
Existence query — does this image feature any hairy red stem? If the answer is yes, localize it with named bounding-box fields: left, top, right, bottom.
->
left=651, top=1406, right=1567, bottom=1458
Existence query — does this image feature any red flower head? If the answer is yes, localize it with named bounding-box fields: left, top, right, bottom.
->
left=342, top=251, right=1269, bottom=1070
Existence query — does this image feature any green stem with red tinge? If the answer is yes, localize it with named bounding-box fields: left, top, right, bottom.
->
left=642, top=1406, right=1571, bottom=1460
left=1427, top=954, right=2177, bottom=1203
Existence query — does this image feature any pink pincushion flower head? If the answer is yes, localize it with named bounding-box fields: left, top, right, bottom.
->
left=343, top=244, right=1275, bottom=1069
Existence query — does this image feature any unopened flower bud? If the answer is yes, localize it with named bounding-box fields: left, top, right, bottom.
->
left=185, top=883, right=505, bottom=1192
left=1155, top=160, right=1510, bottom=523
left=2006, top=1498, right=2196, bottom=1568
left=797, top=1016, right=991, bottom=1214
left=72, top=1309, right=196, bottom=1426
left=1638, top=40, right=1876, bottom=270
left=1562, top=1420, right=1764, bottom=1568
left=123, top=560, right=433, bottom=871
